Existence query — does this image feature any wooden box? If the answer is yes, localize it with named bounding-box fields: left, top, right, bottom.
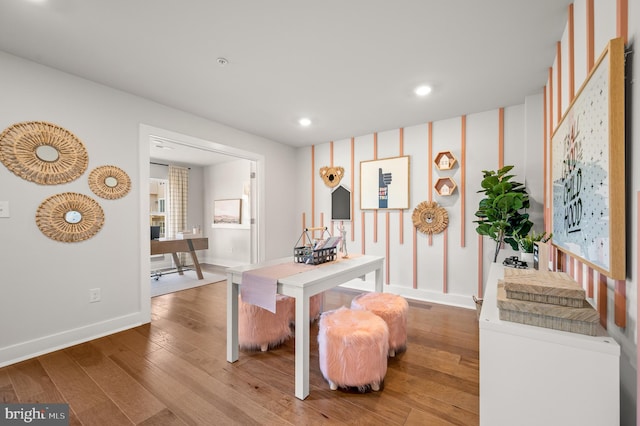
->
left=503, top=268, right=585, bottom=308
left=497, top=283, right=599, bottom=336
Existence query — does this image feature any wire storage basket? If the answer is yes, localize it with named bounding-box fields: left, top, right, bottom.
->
left=293, top=227, right=338, bottom=265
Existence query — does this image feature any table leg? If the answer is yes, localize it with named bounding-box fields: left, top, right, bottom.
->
left=226, top=277, right=239, bottom=362
left=171, top=253, right=184, bottom=275
left=186, top=239, right=204, bottom=279
left=374, top=265, right=383, bottom=292
left=294, top=290, right=310, bottom=400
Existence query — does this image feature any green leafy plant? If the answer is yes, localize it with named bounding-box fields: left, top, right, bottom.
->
left=474, top=165, right=533, bottom=262
left=515, top=230, right=553, bottom=253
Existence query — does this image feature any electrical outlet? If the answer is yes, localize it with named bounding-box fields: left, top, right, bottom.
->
left=89, top=288, right=101, bottom=303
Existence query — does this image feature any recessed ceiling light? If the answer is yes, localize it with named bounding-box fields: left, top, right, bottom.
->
left=216, top=57, right=229, bottom=66
left=299, top=118, right=312, bottom=126
left=415, top=85, right=432, bottom=96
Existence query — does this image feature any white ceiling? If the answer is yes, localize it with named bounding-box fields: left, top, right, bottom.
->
left=0, top=0, right=571, bottom=156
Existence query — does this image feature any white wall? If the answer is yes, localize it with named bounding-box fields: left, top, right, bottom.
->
left=0, top=51, right=298, bottom=366
left=204, top=159, right=253, bottom=266
left=296, top=103, right=544, bottom=308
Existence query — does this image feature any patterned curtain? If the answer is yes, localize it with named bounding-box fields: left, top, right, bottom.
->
left=168, top=165, right=189, bottom=266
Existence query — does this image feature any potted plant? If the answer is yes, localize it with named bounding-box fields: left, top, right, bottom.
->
left=474, top=165, right=533, bottom=263
left=515, top=230, right=552, bottom=263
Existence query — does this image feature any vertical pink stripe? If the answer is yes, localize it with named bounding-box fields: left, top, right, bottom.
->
left=586, top=0, right=594, bottom=71
left=350, top=137, right=355, bottom=242
left=617, top=0, right=628, bottom=44
left=577, top=261, right=583, bottom=289
left=569, top=256, right=575, bottom=278
left=428, top=122, right=433, bottom=246
left=548, top=67, right=554, bottom=140
left=460, top=115, right=466, bottom=247
left=361, top=211, right=366, bottom=254
left=443, top=228, right=448, bottom=293
left=498, top=108, right=504, bottom=168
left=302, top=212, right=306, bottom=246
left=543, top=85, right=549, bottom=235
left=386, top=212, right=390, bottom=285
left=568, top=4, right=575, bottom=101
left=556, top=42, right=562, bottom=122
left=413, top=227, right=418, bottom=289
left=478, top=234, right=483, bottom=297
left=399, top=128, right=404, bottom=245
left=330, top=141, right=334, bottom=167
left=311, top=145, right=315, bottom=228
left=615, top=279, right=626, bottom=327
left=373, top=133, right=378, bottom=243
left=598, top=273, right=607, bottom=328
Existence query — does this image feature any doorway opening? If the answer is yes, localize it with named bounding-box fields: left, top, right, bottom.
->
left=139, top=125, right=265, bottom=309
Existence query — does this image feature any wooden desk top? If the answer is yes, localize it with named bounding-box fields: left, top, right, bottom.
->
left=150, top=237, right=208, bottom=255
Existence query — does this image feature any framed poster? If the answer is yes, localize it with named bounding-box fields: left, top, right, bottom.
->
left=214, top=199, right=242, bottom=224
left=360, top=156, right=410, bottom=209
left=550, top=37, right=625, bottom=280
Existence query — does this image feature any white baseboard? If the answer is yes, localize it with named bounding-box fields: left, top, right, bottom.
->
left=0, top=312, right=149, bottom=368
left=338, top=278, right=475, bottom=310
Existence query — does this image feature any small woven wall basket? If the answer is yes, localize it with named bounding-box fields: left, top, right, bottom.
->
left=0, top=121, right=89, bottom=185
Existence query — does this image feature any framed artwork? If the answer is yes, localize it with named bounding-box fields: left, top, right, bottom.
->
left=550, top=37, right=625, bottom=280
left=214, top=199, right=242, bottom=224
left=360, top=155, right=410, bottom=210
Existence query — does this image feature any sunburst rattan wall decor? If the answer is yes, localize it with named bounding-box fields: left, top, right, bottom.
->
left=0, top=121, right=89, bottom=185
left=36, top=192, right=105, bottom=242
left=412, top=201, right=449, bottom=234
left=88, top=165, right=131, bottom=199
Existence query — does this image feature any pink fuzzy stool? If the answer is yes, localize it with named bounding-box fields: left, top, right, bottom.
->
left=318, top=307, right=389, bottom=391
left=238, top=294, right=295, bottom=351
left=351, top=292, right=408, bottom=357
left=288, top=293, right=323, bottom=325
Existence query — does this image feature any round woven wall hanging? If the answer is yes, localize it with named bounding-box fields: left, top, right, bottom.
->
left=36, top=192, right=105, bottom=242
left=412, top=201, right=448, bottom=235
left=0, top=121, right=89, bottom=185
left=88, top=165, right=131, bottom=199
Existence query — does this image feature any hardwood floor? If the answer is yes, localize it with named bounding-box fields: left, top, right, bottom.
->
left=0, top=264, right=479, bottom=425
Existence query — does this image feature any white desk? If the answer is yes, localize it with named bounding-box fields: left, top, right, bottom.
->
left=226, top=255, right=384, bottom=400
left=479, top=263, right=620, bottom=426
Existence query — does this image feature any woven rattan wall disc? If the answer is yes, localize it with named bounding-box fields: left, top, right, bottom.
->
left=89, top=165, right=131, bottom=199
left=36, top=192, right=104, bottom=242
left=0, top=121, right=89, bottom=184
left=412, top=201, right=448, bottom=234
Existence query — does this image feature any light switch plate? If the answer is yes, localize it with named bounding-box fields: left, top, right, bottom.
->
left=0, top=201, right=9, bottom=218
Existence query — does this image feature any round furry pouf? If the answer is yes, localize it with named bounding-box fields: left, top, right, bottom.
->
left=289, top=293, right=323, bottom=325
left=238, top=294, right=295, bottom=352
left=318, top=307, right=389, bottom=392
left=351, top=292, right=409, bottom=357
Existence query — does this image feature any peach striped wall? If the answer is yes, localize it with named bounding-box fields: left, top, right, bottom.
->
left=545, top=1, right=628, bottom=329
left=300, top=104, right=523, bottom=309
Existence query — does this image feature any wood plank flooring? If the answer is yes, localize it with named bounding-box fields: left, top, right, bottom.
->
left=0, top=264, right=479, bottom=425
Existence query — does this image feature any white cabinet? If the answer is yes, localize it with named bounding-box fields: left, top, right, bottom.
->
left=479, top=263, right=619, bottom=426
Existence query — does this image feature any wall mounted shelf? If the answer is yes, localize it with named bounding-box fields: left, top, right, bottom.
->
left=435, top=177, right=457, bottom=196
left=434, top=151, right=457, bottom=170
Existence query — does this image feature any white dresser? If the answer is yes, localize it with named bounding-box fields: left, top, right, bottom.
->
left=479, top=263, right=620, bottom=426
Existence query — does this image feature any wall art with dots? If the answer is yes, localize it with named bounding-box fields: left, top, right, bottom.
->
left=551, top=37, right=625, bottom=280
